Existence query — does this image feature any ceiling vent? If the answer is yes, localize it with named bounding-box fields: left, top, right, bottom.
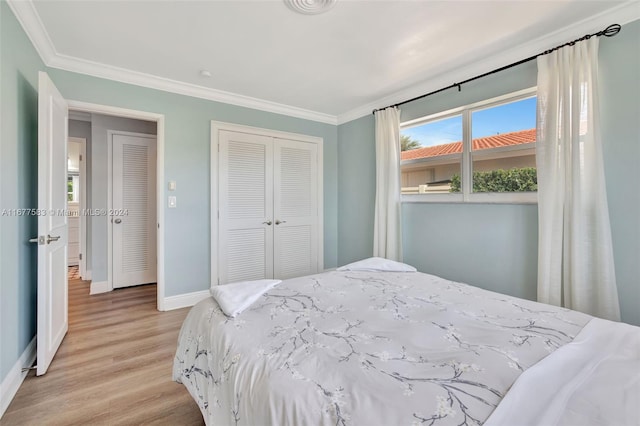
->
left=284, top=0, right=336, bottom=15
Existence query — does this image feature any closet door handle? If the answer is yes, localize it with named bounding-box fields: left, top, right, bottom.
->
left=275, top=220, right=286, bottom=225
left=262, top=221, right=272, bottom=226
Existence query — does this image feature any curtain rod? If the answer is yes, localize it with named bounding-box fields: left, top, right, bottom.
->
left=372, top=24, right=621, bottom=115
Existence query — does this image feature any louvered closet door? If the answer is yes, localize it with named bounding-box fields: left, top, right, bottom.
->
left=219, top=131, right=274, bottom=284
left=273, top=138, right=319, bottom=279
left=112, top=134, right=157, bottom=288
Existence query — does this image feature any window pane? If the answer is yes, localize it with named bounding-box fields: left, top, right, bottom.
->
left=401, top=115, right=462, bottom=194
left=68, top=176, right=74, bottom=201
left=68, top=174, right=79, bottom=202
left=471, top=97, right=537, bottom=193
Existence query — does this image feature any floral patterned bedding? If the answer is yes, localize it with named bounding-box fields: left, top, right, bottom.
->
left=173, top=270, right=591, bottom=425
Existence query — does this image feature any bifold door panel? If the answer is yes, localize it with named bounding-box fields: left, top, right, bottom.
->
left=218, top=130, right=319, bottom=284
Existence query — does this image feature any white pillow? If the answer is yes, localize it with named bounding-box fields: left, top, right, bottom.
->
left=210, top=279, right=281, bottom=317
left=336, top=257, right=417, bottom=272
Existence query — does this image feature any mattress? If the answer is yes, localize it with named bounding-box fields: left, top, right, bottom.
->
left=173, top=270, right=638, bottom=425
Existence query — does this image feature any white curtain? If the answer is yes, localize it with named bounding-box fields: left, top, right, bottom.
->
left=373, top=107, right=402, bottom=261
left=536, top=37, right=620, bottom=321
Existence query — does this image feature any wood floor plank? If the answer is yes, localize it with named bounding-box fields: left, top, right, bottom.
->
left=1, top=279, right=204, bottom=425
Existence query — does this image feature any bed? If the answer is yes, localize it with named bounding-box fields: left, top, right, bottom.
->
left=173, top=261, right=639, bottom=425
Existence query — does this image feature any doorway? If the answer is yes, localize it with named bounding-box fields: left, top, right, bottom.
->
left=108, top=131, right=157, bottom=289
left=36, top=73, right=166, bottom=376
left=67, top=137, right=86, bottom=276
left=67, top=101, right=166, bottom=310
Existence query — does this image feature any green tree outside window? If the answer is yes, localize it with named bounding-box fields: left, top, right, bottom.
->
left=450, top=167, right=537, bottom=193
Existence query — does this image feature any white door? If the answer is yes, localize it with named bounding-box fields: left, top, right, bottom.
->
left=218, top=130, right=274, bottom=284
left=273, top=138, right=319, bottom=279
left=111, top=133, right=157, bottom=288
left=217, top=130, right=320, bottom=284
left=37, top=72, right=69, bottom=376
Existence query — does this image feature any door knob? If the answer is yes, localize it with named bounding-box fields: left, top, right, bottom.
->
left=114, top=218, right=122, bottom=224
left=46, top=234, right=60, bottom=244
left=275, top=220, right=287, bottom=225
left=262, top=221, right=272, bottom=225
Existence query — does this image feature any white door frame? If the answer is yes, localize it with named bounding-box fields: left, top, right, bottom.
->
left=68, top=137, right=87, bottom=279
left=67, top=100, right=166, bottom=311
left=210, top=121, right=324, bottom=286
left=107, top=130, right=157, bottom=291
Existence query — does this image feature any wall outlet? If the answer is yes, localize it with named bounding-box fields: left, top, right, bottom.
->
left=168, top=196, right=177, bottom=208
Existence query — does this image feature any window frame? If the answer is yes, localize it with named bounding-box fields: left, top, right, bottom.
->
left=401, top=87, right=538, bottom=204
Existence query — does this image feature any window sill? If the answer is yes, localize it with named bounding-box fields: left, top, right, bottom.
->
left=402, top=192, right=538, bottom=205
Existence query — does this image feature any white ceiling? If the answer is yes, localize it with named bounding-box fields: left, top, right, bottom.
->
left=12, top=0, right=638, bottom=123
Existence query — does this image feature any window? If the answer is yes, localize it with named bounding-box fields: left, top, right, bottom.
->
left=401, top=114, right=462, bottom=194
left=400, top=88, right=537, bottom=203
left=67, top=174, right=79, bottom=203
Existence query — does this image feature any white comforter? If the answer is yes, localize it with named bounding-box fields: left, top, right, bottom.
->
left=174, top=270, right=601, bottom=425
left=486, top=317, right=640, bottom=425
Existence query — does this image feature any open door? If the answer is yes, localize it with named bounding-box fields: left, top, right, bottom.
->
left=36, top=71, right=69, bottom=376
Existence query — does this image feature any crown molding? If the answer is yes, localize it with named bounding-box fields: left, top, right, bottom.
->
left=336, top=1, right=640, bottom=125
left=46, top=53, right=338, bottom=125
left=6, top=0, right=338, bottom=125
left=8, top=0, right=637, bottom=127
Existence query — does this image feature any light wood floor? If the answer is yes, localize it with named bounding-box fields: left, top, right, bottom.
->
left=1, top=278, right=204, bottom=425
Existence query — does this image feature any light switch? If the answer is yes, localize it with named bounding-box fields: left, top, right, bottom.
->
left=168, top=181, right=176, bottom=191
left=168, top=196, right=177, bottom=208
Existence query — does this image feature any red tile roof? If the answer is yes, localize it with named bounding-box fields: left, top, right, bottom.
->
left=401, top=128, right=536, bottom=161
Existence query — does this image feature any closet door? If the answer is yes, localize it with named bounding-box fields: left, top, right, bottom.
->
left=112, top=133, right=157, bottom=288
left=218, top=131, right=274, bottom=284
left=273, top=138, right=319, bottom=279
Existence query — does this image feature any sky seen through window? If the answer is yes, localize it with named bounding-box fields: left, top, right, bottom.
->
left=402, top=97, right=536, bottom=148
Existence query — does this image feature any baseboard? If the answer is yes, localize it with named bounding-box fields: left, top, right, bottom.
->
left=89, top=280, right=111, bottom=295
left=82, top=269, right=92, bottom=281
left=0, top=336, right=36, bottom=419
left=163, top=290, right=210, bottom=311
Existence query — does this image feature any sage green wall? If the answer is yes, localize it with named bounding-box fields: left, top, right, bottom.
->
left=46, top=69, right=339, bottom=296
left=337, top=114, right=375, bottom=264
left=0, top=0, right=45, bottom=381
left=599, top=19, right=640, bottom=326
left=337, top=20, right=640, bottom=325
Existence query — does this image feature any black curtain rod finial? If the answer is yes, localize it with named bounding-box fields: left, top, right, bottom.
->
left=601, top=23, right=621, bottom=37
left=372, top=23, right=622, bottom=116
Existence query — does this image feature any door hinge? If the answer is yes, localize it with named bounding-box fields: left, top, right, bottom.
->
left=80, top=154, right=83, bottom=161
left=79, top=253, right=82, bottom=260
